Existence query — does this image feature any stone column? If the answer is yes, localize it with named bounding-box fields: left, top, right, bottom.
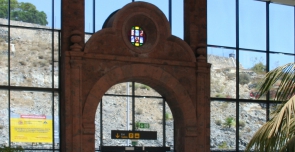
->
left=184, top=0, right=210, bottom=151
left=196, top=50, right=211, bottom=152
left=61, top=0, right=85, bottom=53
left=61, top=0, right=85, bottom=148
left=184, top=0, right=207, bottom=56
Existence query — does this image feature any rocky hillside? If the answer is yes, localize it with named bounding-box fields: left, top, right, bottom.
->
left=0, top=19, right=267, bottom=150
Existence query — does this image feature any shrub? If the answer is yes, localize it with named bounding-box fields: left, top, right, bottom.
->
left=223, top=117, right=236, bottom=128
left=226, top=73, right=235, bottom=80
left=139, top=84, right=150, bottom=90
left=251, top=62, right=266, bottom=74
left=220, top=102, right=229, bottom=109
left=135, top=108, right=143, bottom=115
left=215, top=94, right=226, bottom=98
left=239, top=73, right=250, bottom=85
left=0, top=146, right=24, bottom=152
left=218, top=141, right=228, bottom=149
left=134, top=83, right=140, bottom=90
left=165, top=113, right=173, bottom=120
left=239, top=120, right=246, bottom=128
left=215, top=119, right=222, bottom=126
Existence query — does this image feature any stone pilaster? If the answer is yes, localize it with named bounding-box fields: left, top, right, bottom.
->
left=61, top=0, right=85, bottom=149
left=195, top=47, right=211, bottom=152
left=184, top=0, right=207, bottom=57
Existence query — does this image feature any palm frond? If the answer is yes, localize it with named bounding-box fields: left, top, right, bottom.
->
left=255, top=62, right=295, bottom=101
left=245, top=62, right=295, bottom=152
left=245, top=96, right=295, bottom=151
left=280, top=135, right=295, bottom=152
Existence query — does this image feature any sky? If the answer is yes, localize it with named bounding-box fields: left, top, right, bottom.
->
left=16, top=0, right=294, bottom=70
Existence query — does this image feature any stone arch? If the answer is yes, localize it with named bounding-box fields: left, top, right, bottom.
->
left=62, top=1, right=210, bottom=152
left=82, top=64, right=197, bottom=151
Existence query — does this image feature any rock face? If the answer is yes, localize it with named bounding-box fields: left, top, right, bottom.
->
left=0, top=19, right=266, bottom=150
left=208, top=55, right=267, bottom=150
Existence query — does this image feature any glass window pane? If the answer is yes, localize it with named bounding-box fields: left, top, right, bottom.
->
left=172, top=1, right=183, bottom=39
left=239, top=50, right=266, bottom=100
left=85, top=33, right=92, bottom=43
left=10, top=27, right=53, bottom=88
left=211, top=101, right=236, bottom=151
left=95, top=0, right=131, bottom=32
left=10, top=91, right=53, bottom=149
left=270, top=53, right=295, bottom=70
left=85, top=0, right=94, bottom=33
left=54, top=92, right=59, bottom=149
left=208, top=0, right=236, bottom=47
left=54, top=31, right=59, bottom=88
left=270, top=4, right=294, bottom=53
left=239, top=0, right=266, bottom=50
left=135, top=0, right=169, bottom=22
left=0, top=26, right=8, bottom=85
left=208, top=47, right=236, bottom=98
left=239, top=102, right=266, bottom=150
left=102, top=96, right=132, bottom=146
left=12, top=0, right=52, bottom=28
left=105, top=82, right=128, bottom=95
left=135, top=98, right=163, bottom=147
left=95, top=101, right=102, bottom=149
left=269, top=53, right=294, bottom=100
left=134, top=82, right=161, bottom=97
left=0, top=0, right=8, bottom=25
left=54, top=0, right=61, bottom=29
left=165, top=102, right=174, bottom=150
left=0, top=90, right=9, bottom=146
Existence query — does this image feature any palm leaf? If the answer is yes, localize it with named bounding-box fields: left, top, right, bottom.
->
left=245, top=63, right=295, bottom=152
left=255, top=62, right=295, bottom=101
left=245, top=96, right=295, bottom=151
left=280, top=131, right=295, bottom=152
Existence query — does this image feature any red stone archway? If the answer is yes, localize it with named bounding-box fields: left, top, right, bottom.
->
left=82, top=64, right=197, bottom=151
left=61, top=1, right=210, bottom=152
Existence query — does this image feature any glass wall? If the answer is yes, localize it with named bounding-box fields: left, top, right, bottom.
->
left=2, top=0, right=294, bottom=151
left=85, top=0, right=183, bottom=39
left=208, top=0, right=295, bottom=151
left=0, top=0, right=60, bottom=151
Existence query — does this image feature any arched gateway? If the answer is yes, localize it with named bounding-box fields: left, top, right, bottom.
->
left=61, top=2, right=210, bottom=152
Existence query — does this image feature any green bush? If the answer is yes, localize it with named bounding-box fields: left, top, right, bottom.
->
left=139, top=84, right=150, bottom=90
left=239, top=120, right=246, bottom=128
left=215, top=119, right=222, bottom=126
left=215, top=94, right=226, bottom=98
left=226, top=73, right=235, bottom=80
left=223, top=117, right=236, bottom=128
left=218, top=141, right=228, bottom=149
left=239, top=73, right=250, bottom=85
left=220, top=102, right=229, bottom=109
left=0, top=146, right=24, bottom=152
left=165, top=113, right=173, bottom=120
left=135, top=108, right=143, bottom=115
left=251, top=62, right=266, bottom=74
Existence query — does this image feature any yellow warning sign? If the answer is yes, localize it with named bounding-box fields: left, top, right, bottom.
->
left=10, top=115, right=52, bottom=143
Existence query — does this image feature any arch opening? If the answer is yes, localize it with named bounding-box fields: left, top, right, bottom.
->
left=94, top=82, right=174, bottom=150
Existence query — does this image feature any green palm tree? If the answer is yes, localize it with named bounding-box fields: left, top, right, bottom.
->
left=245, top=63, right=295, bottom=152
